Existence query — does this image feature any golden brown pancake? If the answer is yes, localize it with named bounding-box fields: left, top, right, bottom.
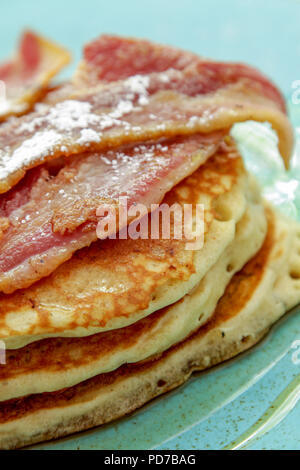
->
left=0, top=199, right=267, bottom=401
left=0, top=34, right=298, bottom=452
left=0, top=143, right=260, bottom=349
left=0, top=207, right=299, bottom=449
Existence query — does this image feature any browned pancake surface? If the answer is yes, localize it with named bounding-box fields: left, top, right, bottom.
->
left=0, top=209, right=274, bottom=424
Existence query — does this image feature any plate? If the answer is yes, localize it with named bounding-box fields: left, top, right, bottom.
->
left=0, top=0, right=299, bottom=451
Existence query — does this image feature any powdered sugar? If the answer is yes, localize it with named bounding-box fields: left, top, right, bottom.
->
left=125, top=75, right=149, bottom=106
left=0, top=130, right=63, bottom=179
left=0, top=99, right=11, bottom=117
left=18, top=101, right=99, bottom=134
left=0, top=71, right=153, bottom=186
left=125, top=75, right=149, bottom=96
left=96, top=142, right=175, bottom=200
left=77, top=129, right=101, bottom=145
left=0, top=67, right=222, bottom=192
left=110, top=100, right=134, bottom=119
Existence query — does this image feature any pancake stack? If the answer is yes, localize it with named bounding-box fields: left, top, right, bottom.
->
left=0, top=34, right=299, bottom=449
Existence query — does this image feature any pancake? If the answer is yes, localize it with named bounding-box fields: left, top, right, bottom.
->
left=0, top=198, right=267, bottom=401
left=0, top=34, right=298, bottom=452
left=0, top=207, right=299, bottom=450
left=0, top=142, right=258, bottom=349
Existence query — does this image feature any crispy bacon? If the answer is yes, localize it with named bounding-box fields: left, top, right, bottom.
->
left=0, top=133, right=224, bottom=293
left=0, top=64, right=293, bottom=194
left=0, top=30, right=70, bottom=120
left=75, top=35, right=199, bottom=85
left=76, top=35, right=286, bottom=112
left=0, top=36, right=293, bottom=293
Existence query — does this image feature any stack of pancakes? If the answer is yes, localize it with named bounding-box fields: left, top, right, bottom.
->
left=0, top=34, right=299, bottom=449
left=0, top=137, right=299, bottom=449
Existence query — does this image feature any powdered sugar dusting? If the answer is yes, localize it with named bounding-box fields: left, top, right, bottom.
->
left=0, top=67, right=224, bottom=191
left=77, top=129, right=102, bottom=145
left=14, top=73, right=151, bottom=142
left=125, top=75, right=150, bottom=106
left=110, top=100, right=134, bottom=119
left=0, top=72, right=155, bottom=186
left=0, top=130, right=63, bottom=179
left=18, top=101, right=100, bottom=134
left=99, top=143, right=169, bottom=198
left=0, top=99, right=11, bottom=117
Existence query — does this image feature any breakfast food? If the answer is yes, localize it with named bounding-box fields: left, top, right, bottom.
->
left=0, top=31, right=70, bottom=120
left=0, top=33, right=299, bottom=449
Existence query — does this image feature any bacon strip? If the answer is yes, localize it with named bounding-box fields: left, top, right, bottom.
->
left=0, top=133, right=224, bottom=293
left=0, top=36, right=293, bottom=294
left=0, top=30, right=71, bottom=120
left=0, top=64, right=293, bottom=194
left=76, top=35, right=286, bottom=112
left=75, top=34, right=200, bottom=85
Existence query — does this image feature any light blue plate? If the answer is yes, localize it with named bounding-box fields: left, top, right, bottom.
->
left=1, top=0, right=299, bottom=451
